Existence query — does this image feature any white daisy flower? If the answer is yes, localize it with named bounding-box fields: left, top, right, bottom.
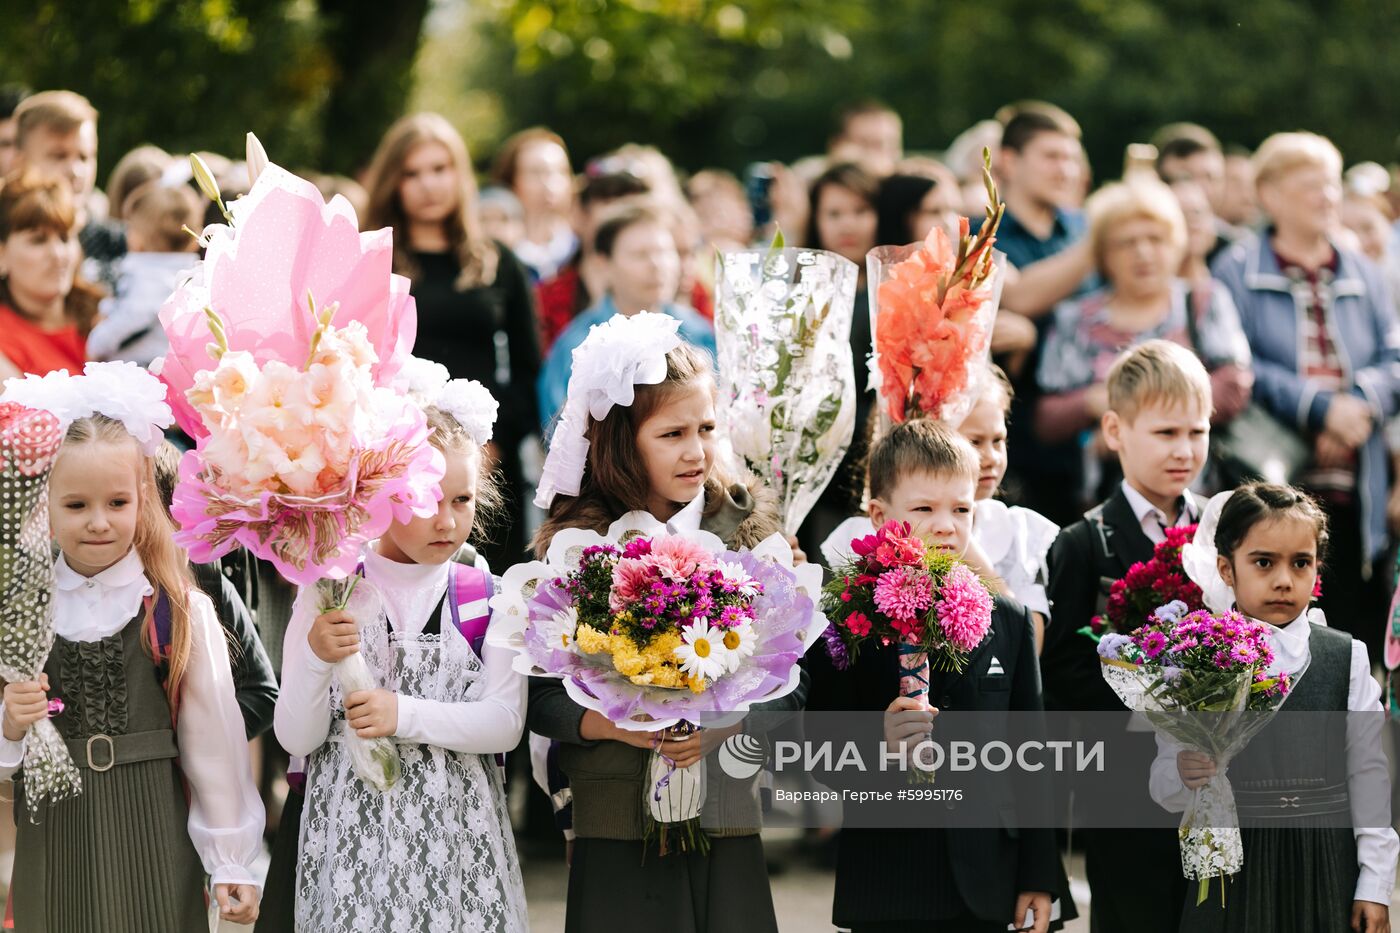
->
left=538, top=606, right=579, bottom=652
left=715, top=559, right=761, bottom=597
left=674, top=618, right=729, bottom=683
left=719, top=619, right=757, bottom=672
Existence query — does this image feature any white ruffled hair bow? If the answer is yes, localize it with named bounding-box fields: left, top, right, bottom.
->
left=534, top=311, right=684, bottom=510
left=1181, top=489, right=1237, bottom=613
left=1, top=361, right=174, bottom=455
left=391, top=356, right=499, bottom=447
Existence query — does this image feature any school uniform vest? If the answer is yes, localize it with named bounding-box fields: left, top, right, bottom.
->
left=1182, top=624, right=1358, bottom=933
left=13, top=605, right=206, bottom=933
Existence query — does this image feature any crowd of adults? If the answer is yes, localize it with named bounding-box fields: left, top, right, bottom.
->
left=3, top=85, right=1400, bottom=660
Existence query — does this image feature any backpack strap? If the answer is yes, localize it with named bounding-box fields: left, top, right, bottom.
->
left=142, top=590, right=179, bottom=724
left=447, top=561, right=505, bottom=769
left=1083, top=501, right=1116, bottom=564
left=448, top=561, right=493, bottom=660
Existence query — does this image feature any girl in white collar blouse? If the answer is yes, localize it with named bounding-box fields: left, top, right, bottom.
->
left=1, top=389, right=265, bottom=931
left=1152, top=483, right=1397, bottom=933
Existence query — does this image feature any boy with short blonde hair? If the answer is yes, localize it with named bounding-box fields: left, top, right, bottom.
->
left=1040, top=337, right=1212, bottom=933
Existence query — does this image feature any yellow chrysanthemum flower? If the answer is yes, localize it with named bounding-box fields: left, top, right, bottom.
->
left=575, top=624, right=610, bottom=655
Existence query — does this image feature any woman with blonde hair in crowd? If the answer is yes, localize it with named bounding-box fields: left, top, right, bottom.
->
left=1036, top=178, right=1253, bottom=507
left=364, top=111, right=541, bottom=571
left=1213, top=131, right=1400, bottom=660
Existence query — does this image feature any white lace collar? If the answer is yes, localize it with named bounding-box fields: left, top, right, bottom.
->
left=973, top=499, right=1015, bottom=566
left=1252, top=607, right=1326, bottom=678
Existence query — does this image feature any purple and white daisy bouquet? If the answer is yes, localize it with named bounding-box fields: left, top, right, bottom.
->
left=489, top=511, right=826, bottom=849
left=1098, top=600, right=1298, bottom=905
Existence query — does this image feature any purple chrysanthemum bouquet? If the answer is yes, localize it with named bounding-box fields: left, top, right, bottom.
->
left=1098, top=600, right=1298, bottom=905
left=489, top=511, right=826, bottom=852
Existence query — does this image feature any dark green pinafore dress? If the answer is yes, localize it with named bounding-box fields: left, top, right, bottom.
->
left=12, top=606, right=207, bottom=933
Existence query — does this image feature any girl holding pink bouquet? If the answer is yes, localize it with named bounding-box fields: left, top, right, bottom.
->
left=273, top=374, right=528, bottom=933
left=822, top=366, right=1059, bottom=648
left=0, top=362, right=264, bottom=932
left=807, top=418, right=1073, bottom=933
left=526, top=311, right=803, bottom=933
left=1153, top=483, right=1397, bottom=933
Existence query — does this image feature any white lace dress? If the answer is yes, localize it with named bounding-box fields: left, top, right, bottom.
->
left=280, top=555, right=528, bottom=933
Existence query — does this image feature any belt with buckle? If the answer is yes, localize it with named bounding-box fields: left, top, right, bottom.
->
left=1236, top=782, right=1349, bottom=821
left=64, top=729, right=178, bottom=772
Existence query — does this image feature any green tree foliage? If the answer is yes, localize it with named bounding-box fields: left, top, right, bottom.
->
left=463, top=0, right=1400, bottom=175
left=0, top=0, right=431, bottom=179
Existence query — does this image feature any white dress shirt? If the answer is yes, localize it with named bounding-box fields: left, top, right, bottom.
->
left=665, top=491, right=706, bottom=534
left=274, top=548, right=526, bottom=759
left=1121, top=481, right=1200, bottom=546
left=0, top=549, right=265, bottom=888
left=1148, top=609, right=1399, bottom=905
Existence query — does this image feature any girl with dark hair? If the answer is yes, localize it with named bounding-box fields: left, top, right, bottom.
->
left=527, top=314, right=802, bottom=933
left=1153, top=482, right=1397, bottom=932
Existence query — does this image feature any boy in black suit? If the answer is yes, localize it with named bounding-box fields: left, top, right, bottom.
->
left=808, top=418, right=1070, bottom=933
left=1040, top=339, right=1211, bottom=933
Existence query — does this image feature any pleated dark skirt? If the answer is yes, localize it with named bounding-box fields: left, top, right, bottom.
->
left=565, top=835, right=779, bottom=933
left=12, top=758, right=206, bottom=933
left=1179, top=826, right=1358, bottom=933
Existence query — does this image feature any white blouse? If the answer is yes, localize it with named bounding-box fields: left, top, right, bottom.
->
left=818, top=501, right=1058, bottom=616
left=0, top=549, right=265, bottom=889
left=1148, top=609, right=1399, bottom=905
left=273, top=548, right=526, bottom=758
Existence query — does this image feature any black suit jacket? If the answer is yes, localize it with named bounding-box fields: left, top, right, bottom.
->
left=1040, top=486, right=1158, bottom=713
left=806, top=596, right=1070, bottom=927
left=1039, top=488, right=1188, bottom=931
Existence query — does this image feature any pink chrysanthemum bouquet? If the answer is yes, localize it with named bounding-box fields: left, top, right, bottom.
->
left=820, top=520, right=994, bottom=695
left=157, top=141, right=445, bottom=790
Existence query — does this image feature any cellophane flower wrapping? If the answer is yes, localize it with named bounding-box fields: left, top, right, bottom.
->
left=160, top=158, right=446, bottom=791
left=0, top=403, right=81, bottom=817
left=715, top=246, right=859, bottom=535
left=314, top=575, right=402, bottom=792
left=489, top=512, right=826, bottom=850
left=867, top=233, right=1005, bottom=430
left=1097, top=602, right=1297, bottom=905
left=1088, top=524, right=1204, bottom=637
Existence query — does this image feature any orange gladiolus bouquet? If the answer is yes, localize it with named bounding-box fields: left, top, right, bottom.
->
left=868, top=150, right=1006, bottom=426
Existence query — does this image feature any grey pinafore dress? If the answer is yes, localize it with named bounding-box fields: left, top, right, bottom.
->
left=1181, top=623, right=1360, bottom=932
left=12, top=605, right=206, bottom=933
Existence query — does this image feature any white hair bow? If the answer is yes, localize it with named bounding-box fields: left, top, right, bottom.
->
left=1181, top=490, right=1236, bottom=614
left=534, top=311, right=683, bottom=510
left=1, top=362, right=174, bottom=455
left=389, top=355, right=499, bottom=448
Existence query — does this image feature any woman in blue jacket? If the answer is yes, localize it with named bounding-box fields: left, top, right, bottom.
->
left=1212, top=131, right=1400, bottom=660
